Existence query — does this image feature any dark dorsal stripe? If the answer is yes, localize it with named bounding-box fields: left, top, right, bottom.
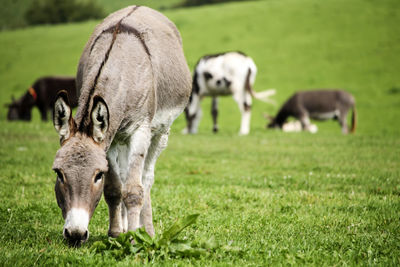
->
left=119, top=23, right=151, bottom=56
left=78, top=6, right=148, bottom=133
left=89, top=6, right=140, bottom=54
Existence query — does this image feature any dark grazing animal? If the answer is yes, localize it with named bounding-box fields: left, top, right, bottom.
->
left=266, top=90, right=356, bottom=134
left=6, top=76, right=78, bottom=121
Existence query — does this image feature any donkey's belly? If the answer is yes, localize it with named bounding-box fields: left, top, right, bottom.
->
left=310, top=110, right=339, bottom=120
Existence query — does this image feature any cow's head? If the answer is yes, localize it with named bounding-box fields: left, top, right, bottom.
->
left=52, top=91, right=109, bottom=246
left=5, top=95, right=33, bottom=121
left=203, top=71, right=231, bottom=90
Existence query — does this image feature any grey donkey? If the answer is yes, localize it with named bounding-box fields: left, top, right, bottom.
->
left=266, top=90, right=356, bottom=134
left=52, top=6, right=191, bottom=246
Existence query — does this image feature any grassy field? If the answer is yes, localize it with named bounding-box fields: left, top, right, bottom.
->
left=1, top=0, right=400, bottom=265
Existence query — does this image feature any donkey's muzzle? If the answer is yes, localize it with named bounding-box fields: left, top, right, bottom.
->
left=64, top=228, right=89, bottom=245
left=62, top=207, right=90, bottom=246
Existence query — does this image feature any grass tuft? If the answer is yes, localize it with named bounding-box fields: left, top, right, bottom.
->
left=91, top=214, right=240, bottom=262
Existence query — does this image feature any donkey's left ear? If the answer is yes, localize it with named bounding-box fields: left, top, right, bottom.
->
left=91, top=95, right=109, bottom=143
left=53, top=90, right=75, bottom=144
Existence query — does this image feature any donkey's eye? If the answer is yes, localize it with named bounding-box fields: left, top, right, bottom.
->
left=94, top=172, right=104, bottom=183
left=55, top=170, right=64, bottom=184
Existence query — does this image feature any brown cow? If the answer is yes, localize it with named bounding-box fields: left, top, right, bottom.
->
left=6, top=76, right=78, bottom=121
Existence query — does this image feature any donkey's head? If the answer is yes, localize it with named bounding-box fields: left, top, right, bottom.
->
left=264, top=114, right=281, bottom=129
left=52, top=91, right=109, bottom=246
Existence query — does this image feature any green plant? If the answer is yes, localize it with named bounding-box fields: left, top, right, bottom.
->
left=91, top=214, right=239, bottom=261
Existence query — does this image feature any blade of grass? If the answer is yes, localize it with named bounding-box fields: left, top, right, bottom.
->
left=158, top=214, right=200, bottom=245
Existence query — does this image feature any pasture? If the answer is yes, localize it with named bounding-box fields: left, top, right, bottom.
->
left=0, top=0, right=399, bottom=265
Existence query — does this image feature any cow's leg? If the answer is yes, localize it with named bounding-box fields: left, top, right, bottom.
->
left=189, top=105, right=202, bottom=134
left=233, top=90, right=252, bottom=135
left=140, top=130, right=169, bottom=236
left=211, top=97, right=219, bottom=133
left=338, top=110, right=349, bottom=134
left=38, top=104, right=48, bottom=121
left=122, top=125, right=151, bottom=232
left=184, top=92, right=202, bottom=134
left=104, top=147, right=124, bottom=237
left=190, top=95, right=203, bottom=134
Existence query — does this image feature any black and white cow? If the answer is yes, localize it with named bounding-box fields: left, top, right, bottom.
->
left=266, top=89, right=356, bottom=134
left=184, top=51, right=275, bottom=135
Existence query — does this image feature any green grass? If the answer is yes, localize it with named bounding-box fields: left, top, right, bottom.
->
left=1, top=0, right=400, bottom=265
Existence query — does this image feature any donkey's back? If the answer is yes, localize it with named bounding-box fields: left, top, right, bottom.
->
left=75, top=6, right=191, bottom=136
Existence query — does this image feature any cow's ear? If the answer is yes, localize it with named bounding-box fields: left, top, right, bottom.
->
left=53, top=90, right=75, bottom=144
left=90, top=95, right=109, bottom=144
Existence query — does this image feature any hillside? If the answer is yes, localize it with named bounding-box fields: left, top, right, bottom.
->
left=1, top=0, right=399, bottom=134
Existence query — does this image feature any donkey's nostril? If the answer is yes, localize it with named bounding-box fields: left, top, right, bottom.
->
left=64, top=228, right=71, bottom=239
left=82, top=230, right=88, bottom=241
left=64, top=228, right=88, bottom=244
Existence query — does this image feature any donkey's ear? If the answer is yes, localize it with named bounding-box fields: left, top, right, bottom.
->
left=91, top=95, right=109, bottom=143
left=263, top=113, right=274, bottom=121
left=53, top=90, right=74, bottom=144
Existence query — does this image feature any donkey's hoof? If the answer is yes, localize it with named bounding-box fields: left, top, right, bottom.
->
left=108, top=230, right=121, bottom=238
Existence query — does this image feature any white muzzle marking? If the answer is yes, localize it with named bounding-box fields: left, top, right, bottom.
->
left=63, top=208, right=90, bottom=239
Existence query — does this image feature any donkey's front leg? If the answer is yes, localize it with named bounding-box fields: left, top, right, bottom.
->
left=123, top=126, right=151, bottom=231
left=104, top=180, right=123, bottom=237
left=104, top=151, right=123, bottom=237
left=140, top=132, right=169, bottom=236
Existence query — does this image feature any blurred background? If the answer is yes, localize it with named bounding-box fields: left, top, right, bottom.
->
left=1, top=0, right=399, bottom=135
left=0, top=1, right=399, bottom=265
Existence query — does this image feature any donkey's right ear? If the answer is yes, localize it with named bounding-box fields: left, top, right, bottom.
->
left=53, top=90, right=75, bottom=144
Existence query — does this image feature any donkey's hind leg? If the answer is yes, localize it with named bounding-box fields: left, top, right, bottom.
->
left=338, top=110, right=349, bottom=134
left=122, top=125, right=152, bottom=232
left=140, top=130, right=170, bottom=237
left=299, top=113, right=312, bottom=132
